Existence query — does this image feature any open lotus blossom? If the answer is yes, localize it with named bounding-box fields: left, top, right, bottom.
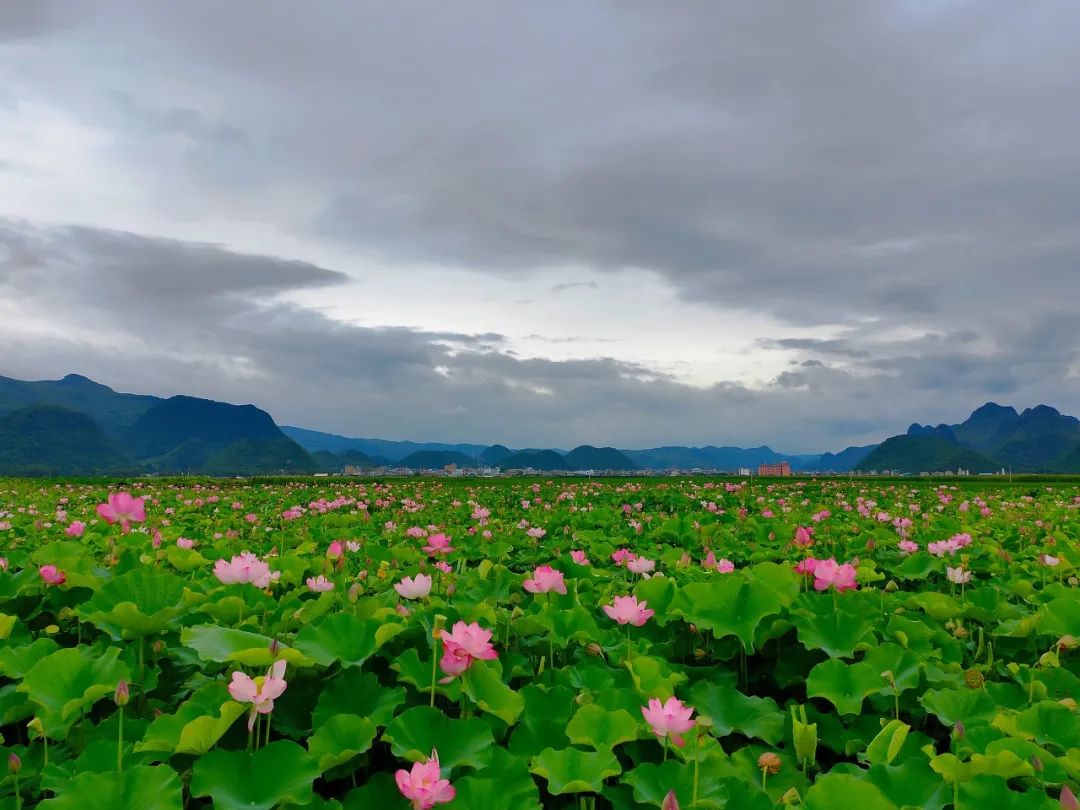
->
left=715, top=558, right=735, bottom=573
left=228, top=660, right=288, bottom=731
left=395, top=748, right=456, bottom=810
left=65, top=521, right=86, bottom=537
left=395, top=573, right=433, bottom=600
left=794, top=557, right=818, bottom=576
left=526, top=526, right=547, bottom=539
left=793, top=526, right=814, bottom=548
left=946, top=566, right=972, bottom=584
left=0, top=557, right=7, bottom=572
left=812, top=558, right=858, bottom=592
left=305, top=575, right=335, bottom=592
left=1041, top=554, right=1060, bottom=567
left=433, top=560, right=453, bottom=574
left=603, top=594, right=655, bottom=626
left=39, top=564, right=66, bottom=585
left=642, top=696, right=695, bottom=747
left=702, top=549, right=718, bottom=570
left=570, top=550, right=590, bottom=565
left=176, top=537, right=194, bottom=549
left=524, top=564, right=567, bottom=594
left=213, top=551, right=280, bottom=588
left=612, top=548, right=636, bottom=566
left=627, top=556, right=656, bottom=575
left=96, top=492, right=146, bottom=532
left=422, top=533, right=454, bottom=556
left=439, top=621, right=498, bottom=679
left=898, top=540, right=919, bottom=554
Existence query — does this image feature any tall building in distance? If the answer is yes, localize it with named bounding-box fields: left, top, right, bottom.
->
left=757, top=461, right=792, bottom=477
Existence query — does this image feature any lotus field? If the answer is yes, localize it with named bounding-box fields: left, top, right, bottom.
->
left=1, top=477, right=1080, bottom=809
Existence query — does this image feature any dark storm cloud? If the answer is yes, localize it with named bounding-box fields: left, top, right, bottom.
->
left=2, top=2, right=1080, bottom=447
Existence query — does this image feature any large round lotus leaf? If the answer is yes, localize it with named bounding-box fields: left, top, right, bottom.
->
left=312, top=669, right=405, bottom=728
left=18, top=646, right=130, bottom=737
left=625, top=655, right=686, bottom=698
left=565, top=703, right=640, bottom=750
left=460, top=660, right=524, bottom=725
left=529, top=747, right=622, bottom=794
left=136, top=681, right=245, bottom=756
left=0, top=637, right=60, bottom=678
left=294, top=612, right=405, bottom=668
left=806, top=658, right=883, bottom=716
left=342, top=773, right=401, bottom=808
left=190, top=740, right=319, bottom=810
left=383, top=705, right=495, bottom=770
left=688, top=681, right=784, bottom=744
left=37, top=764, right=182, bottom=810
left=803, top=772, right=895, bottom=810
left=78, top=568, right=187, bottom=638
left=307, top=714, right=377, bottom=773
left=180, top=624, right=314, bottom=667
left=860, top=642, right=923, bottom=696
left=794, top=598, right=877, bottom=658
left=669, top=574, right=784, bottom=651
left=390, top=647, right=462, bottom=701
left=621, top=758, right=730, bottom=808
left=919, top=687, right=996, bottom=726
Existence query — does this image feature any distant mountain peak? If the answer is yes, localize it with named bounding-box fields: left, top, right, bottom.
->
left=968, top=402, right=1019, bottom=419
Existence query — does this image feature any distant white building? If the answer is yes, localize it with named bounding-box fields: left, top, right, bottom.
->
left=737, top=467, right=751, bottom=476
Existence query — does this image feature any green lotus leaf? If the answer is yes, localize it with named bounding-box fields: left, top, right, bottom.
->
left=18, top=646, right=130, bottom=737
left=78, top=569, right=187, bottom=639
left=566, top=704, right=640, bottom=750
left=341, top=773, right=401, bottom=808
left=803, top=772, right=895, bottom=810
left=626, top=655, right=687, bottom=699
left=920, top=687, right=997, bottom=726
left=530, top=747, right=622, bottom=795
left=164, top=545, right=210, bottom=572
left=805, top=659, right=883, bottom=716
left=37, top=764, right=182, bottom=810
left=957, top=774, right=1059, bottom=809
left=390, top=647, right=462, bottom=701
left=670, top=572, right=784, bottom=651
left=190, top=740, right=319, bottom=810
left=293, top=611, right=405, bottom=668
left=0, top=637, right=60, bottom=678
left=621, top=758, right=734, bottom=809
left=308, top=714, right=378, bottom=772
left=862, top=719, right=909, bottom=766
left=795, top=599, right=877, bottom=658
left=1009, top=700, right=1080, bottom=749
left=137, top=681, right=245, bottom=755
left=856, top=759, right=948, bottom=809
left=460, top=659, right=524, bottom=725
left=312, top=669, right=405, bottom=729
left=930, top=750, right=1035, bottom=783
left=180, top=624, right=314, bottom=667
left=688, top=681, right=784, bottom=744
left=383, top=705, right=495, bottom=770
left=860, top=642, right=924, bottom=695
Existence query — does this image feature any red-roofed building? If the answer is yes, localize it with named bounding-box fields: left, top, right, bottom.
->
left=757, top=461, right=792, bottom=477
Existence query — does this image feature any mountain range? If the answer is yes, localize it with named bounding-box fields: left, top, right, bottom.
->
left=855, top=402, right=1080, bottom=474
left=2, top=372, right=1079, bottom=475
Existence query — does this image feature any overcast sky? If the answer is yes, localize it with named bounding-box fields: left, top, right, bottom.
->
left=2, top=1, right=1079, bottom=451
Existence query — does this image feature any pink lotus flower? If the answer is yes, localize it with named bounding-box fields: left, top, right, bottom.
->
left=434, top=560, right=452, bottom=574
left=176, top=537, right=194, bottom=549
left=214, top=552, right=280, bottom=588
left=327, top=541, right=344, bottom=560
left=439, top=621, right=498, bottom=679
left=898, top=540, right=918, bottom=554
left=793, top=526, right=814, bottom=548
left=395, top=573, right=433, bottom=600
left=395, top=748, right=456, bottom=810
left=422, top=534, right=454, bottom=556
left=662, top=790, right=680, bottom=810
left=702, top=549, right=718, bottom=570
left=39, top=565, right=66, bottom=586
left=0, top=557, right=7, bottom=572
left=812, top=558, right=858, bottom=592
left=65, top=521, right=86, bottom=537
left=524, top=565, right=567, bottom=594
left=570, top=550, right=590, bottom=565
left=306, top=575, right=335, bottom=592
left=96, top=492, right=146, bottom=532
left=1041, top=554, right=1061, bottom=567
left=526, top=527, right=547, bottom=539
left=716, top=558, right=735, bottom=573
left=946, top=566, right=971, bottom=584
left=612, top=548, right=636, bottom=566
left=603, top=595, right=654, bottom=626
left=794, top=558, right=818, bottom=576
left=627, top=556, right=656, bottom=575
left=228, top=660, right=288, bottom=731
left=642, top=696, right=695, bottom=747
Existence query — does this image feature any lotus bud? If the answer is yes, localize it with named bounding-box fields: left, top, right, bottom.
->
left=880, top=670, right=895, bottom=687
left=8, top=753, right=21, bottom=774
left=884, top=580, right=899, bottom=593
left=269, top=638, right=281, bottom=659
left=1031, top=755, right=1044, bottom=772
left=433, top=614, right=447, bottom=639
left=953, top=720, right=965, bottom=740
left=661, top=790, right=680, bottom=810
left=153, top=639, right=165, bottom=654
left=27, top=717, right=44, bottom=739
left=758, top=752, right=782, bottom=775
left=1062, top=785, right=1080, bottom=810
left=585, top=642, right=604, bottom=658
left=114, top=680, right=129, bottom=707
